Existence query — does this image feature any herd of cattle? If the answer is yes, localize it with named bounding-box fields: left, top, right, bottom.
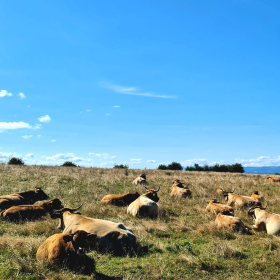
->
left=0, top=174, right=280, bottom=278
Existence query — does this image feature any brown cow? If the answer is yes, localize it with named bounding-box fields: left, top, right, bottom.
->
left=0, top=198, right=63, bottom=222
left=170, top=179, right=191, bottom=198
left=132, top=174, right=149, bottom=186
left=267, top=177, right=280, bottom=183
left=36, top=230, right=97, bottom=276
left=127, top=186, right=160, bottom=218
left=251, top=191, right=264, bottom=202
left=215, top=213, right=249, bottom=234
left=220, top=188, right=261, bottom=208
left=100, top=191, right=140, bottom=206
left=206, top=199, right=234, bottom=216
left=51, top=204, right=136, bottom=256
left=0, top=187, right=49, bottom=211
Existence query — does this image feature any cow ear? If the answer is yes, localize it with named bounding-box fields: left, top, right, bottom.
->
left=87, top=233, right=97, bottom=242
left=63, top=235, right=73, bottom=243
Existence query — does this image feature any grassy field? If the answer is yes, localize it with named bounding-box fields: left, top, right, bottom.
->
left=0, top=165, right=280, bottom=279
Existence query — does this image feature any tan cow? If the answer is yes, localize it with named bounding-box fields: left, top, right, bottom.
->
left=0, top=187, right=49, bottom=211
left=267, top=177, right=280, bottom=183
left=251, top=191, right=264, bottom=202
left=132, top=174, right=149, bottom=186
left=36, top=230, right=97, bottom=276
left=127, top=186, right=160, bottom=218
left=100, top=191, right=140, bottom=206
left=220, top=188, right=261, bottom=208
left=248, top=204, right=280, bottom=235
left=206, top=199, right=234, bottom=216
left=51, top=204, right=136, bottom=256
left=215, top=213, right=249, bottom=234
left=0, top=198, right=63, bottom=222
left=170, top=179, right=191, bottom=198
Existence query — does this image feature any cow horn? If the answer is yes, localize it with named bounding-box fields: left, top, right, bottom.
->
left=232, top=188, right=235, bottom=193
left=155, top=186, right=160, bottom=192
left=69, top=203, right=84, bottom=213
left=248, top=207, right=255, bottom=215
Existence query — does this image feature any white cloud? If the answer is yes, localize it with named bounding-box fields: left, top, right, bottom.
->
left=101, top=82, right=177, bottom=99
left=46, top=153, right=92, bottom=164
left=18, top=92, right=26, bottom=99
left=131, top=158, right=142, bottom=164
left=106, top=113, right=111, bottom=116
left=147, top=160, right=157, bottom=163
left=0, top=152, right=13, bottom=160
left=86, top=109, right=91, bottom=112
left=113, top=105, right=120, bottom=108
left=183, top=158, right=210, bottom=166
left=236, top=156, right=280, bottom=167
left=51, top=140, right=56, bottom=142
left=89, top=153, right=116, bottom=159
left=0, top=90, right=12, bottom=98
left=38, top=115, right=51, bottom=123
left=22, top=135, right=32, bottom=139
left=0, top=122, right=41, bottom=133
left=26, top=153, right=35, bottom=157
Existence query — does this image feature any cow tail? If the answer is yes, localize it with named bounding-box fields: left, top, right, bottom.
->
left=0, top=210, right=5, bottom=220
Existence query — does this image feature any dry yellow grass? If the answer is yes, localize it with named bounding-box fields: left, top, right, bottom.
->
left=0, top=165, right=279, bottom=279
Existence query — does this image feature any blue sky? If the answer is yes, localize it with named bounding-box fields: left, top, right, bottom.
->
left=1, top=0, right=280, bottom=168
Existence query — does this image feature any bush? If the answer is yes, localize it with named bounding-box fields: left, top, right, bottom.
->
left=8, top=157, right=24, bottom=165
left=158, top=162, right=183, bottom=171
left=61, top=161, right=77, bottom=167
left=185, top=163, right=244, bottom=173
left=113, top=164, right=129, bottom=169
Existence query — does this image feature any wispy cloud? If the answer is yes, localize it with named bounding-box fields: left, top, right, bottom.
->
left=26, top=153, right=35, bottom=157
left=113, top=105, right=120, bottom=108
left=89, top=153, right=116, bottom=160
left=131, top=158, right=142, bottom=164
left=147, top=160, right=157, bottom=163
left=0, top=122, right=41, bottom=132
left=0, top=90, right=12, bottom=98
left=46, top=153, right=92, bottom=163
left=22, top=135, right=32, bottom=139
left=236, top=156, right=280, bottom=167
left=18, top=92, right=26, bottom=99
left=38, top=115, right=51, bottom=123
left=101, top=82, right=177, bottom=99
left=51, top=140, right=56, bottom=142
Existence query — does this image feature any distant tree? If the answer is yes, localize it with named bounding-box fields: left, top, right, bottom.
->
left=167, top=162, right=183, bottom=171
left=158, top=164, right=168, bottom=170
left=113, top=164, right=129, bottom=169
left=61, top=161, right=77, bottom=167
left=8, top=157, right=24, bottom=165
left=230, top=163, right=244, bottom=173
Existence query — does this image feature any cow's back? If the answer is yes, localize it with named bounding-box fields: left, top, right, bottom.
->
left=0, top=194, right=24, bottom=210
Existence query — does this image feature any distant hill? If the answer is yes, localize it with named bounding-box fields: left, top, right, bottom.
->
left=244, top=166, right=280, bottom=174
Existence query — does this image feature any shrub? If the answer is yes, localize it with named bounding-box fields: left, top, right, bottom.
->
left=158, top=164, right=168, bottom=170
left=8, top=157, right=24, bottom=165
left=61, top=161, right=77, bottom=167
left=158, top=162, right=183, bottom=171
left=113, top=164, right=129, bottom=169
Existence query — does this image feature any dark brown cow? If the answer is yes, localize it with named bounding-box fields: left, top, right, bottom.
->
left=0, top=187, right=49, bottom=211
left=100, top=191, right=140, bottom=206
left=0, top=198, right=63, bottom=222
left=36, top=230, right=97, bottom=276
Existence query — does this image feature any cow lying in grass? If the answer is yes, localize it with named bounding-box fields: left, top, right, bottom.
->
left=220, top=188, right=261, bottom=208
left=251, top=191, right=264, bottom=202
left=132, top=174, right=149, bottom=186
left=0, top=187, right=49, bottom=211
left=127, top=186, right=160, bottom=218
left=215, top=212, right=249, bottom=234
left=100, top=191, right=140, bottom=206
left=206, top=199, right=234, bottom=216
left=36, top=230, right=97, bottom=276
left=51, top=204, right=136, bottom=256
left=247, top=204, right=280, bottom=235
left=0, top=198, right=63, bottom=222
left=170, top=179, right=191, bottom=198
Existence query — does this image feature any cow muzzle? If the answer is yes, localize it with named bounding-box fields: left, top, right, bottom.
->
left=77, top=247, right=86, bottom=255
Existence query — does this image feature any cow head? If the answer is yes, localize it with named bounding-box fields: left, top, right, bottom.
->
left=248, top=203, right=268, bottom=220
left=220, top=188, right=235, bottom=201
left=45, top=198, right=63, bottom=212
left=62, top=230, right=97, bottom=255
left=207, top=198, right=219, bottom=204
left=252, top=191, right=259, bottom=195
left=142, top=186, right=160, bottom=202
left=220, top=208, right=234, bottom=216
left=139, top=173, right=147, bottom=180
left=34, top=187, right=49, bottom=200
left=51, top=204, right=83, bottom=230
